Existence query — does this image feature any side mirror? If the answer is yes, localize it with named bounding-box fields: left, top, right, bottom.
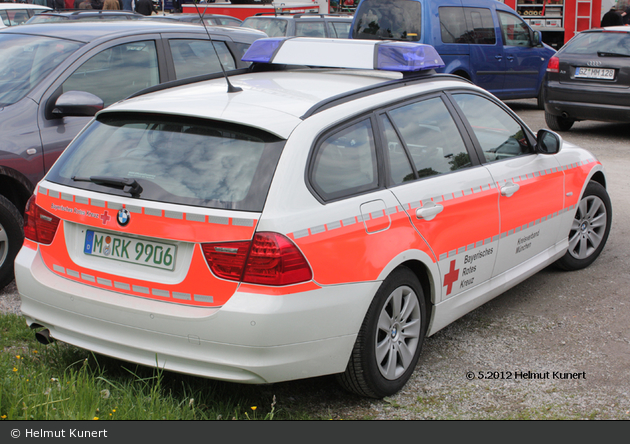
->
left=535, top=129, right=562, bottom=155
left=51, top=91, right=104, bottom=118
left=532, top=30, right=542, bottom=47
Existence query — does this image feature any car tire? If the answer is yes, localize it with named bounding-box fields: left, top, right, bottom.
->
left=336, top=267, right=426, bottom=398
left=545, top=111, right=574, bottom=131
left=555, top=181, right=611, bottom=271
left=0, top=195, right=24, bottom=290
left=536, top=86, right=545, bottom=110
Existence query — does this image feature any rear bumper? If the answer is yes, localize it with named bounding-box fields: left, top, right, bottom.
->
left=16, top=246, right=378, bottom=384
left=544, top=81, right=630, bottom=122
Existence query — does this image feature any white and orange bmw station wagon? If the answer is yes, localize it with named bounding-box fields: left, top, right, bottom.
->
left=15, top=38, right=612, bottom=398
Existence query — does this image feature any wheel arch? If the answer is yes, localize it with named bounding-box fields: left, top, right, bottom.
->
left=0, top=166, right=35, bottom=215
left=452, top=69, right=471, bottom=81
left=376, top=250, right=440, bottom=333
left=589, top=170, right=606, bottom=190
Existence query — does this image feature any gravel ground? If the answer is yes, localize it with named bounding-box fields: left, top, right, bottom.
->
left=2, top=99, right=629, bottom=420
left=0, top=280, right=20, bottom=316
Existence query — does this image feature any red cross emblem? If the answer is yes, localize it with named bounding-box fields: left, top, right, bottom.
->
left=100, top=210, right=111, bottom=225
left=443, top=259, right=459, bottom=296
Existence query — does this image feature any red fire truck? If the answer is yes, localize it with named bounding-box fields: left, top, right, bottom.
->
left=502, top=0, right=602, bottom=48
left=181, top=0, right=331, bottom=21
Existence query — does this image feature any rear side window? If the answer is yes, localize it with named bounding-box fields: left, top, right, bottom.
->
left=169, top=39, right=236, bottom=80
left=295, top=21, right=326, bottom=37
left=387, top=97, right=472, bottom=179
left=310, top=119, right=379, bottom=201
left=440, top=7, right=496, bottom=45
left=352, top=0, right=422, bottom=41
left=242, top=18, right=288, bottom=37
left=47, top=114, right=285, bottom=212
left=328, top=21, right=351, bottom=38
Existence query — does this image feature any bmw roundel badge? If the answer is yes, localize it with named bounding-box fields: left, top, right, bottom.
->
left=117, top=209, right=130, bottom=227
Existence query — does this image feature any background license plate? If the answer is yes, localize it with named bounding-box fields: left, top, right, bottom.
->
left=84, top=230, right=176, bottom=270
left=575, top=67, right=614, bottom=80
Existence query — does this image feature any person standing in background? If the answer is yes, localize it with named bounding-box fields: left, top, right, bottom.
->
left=103, top=0, right=119, bottom=9
left=601, top=6, right=624, bottom=26
left=134, top=0, right=152, bottom=15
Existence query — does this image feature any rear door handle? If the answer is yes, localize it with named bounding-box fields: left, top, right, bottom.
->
left=500, top=181, right=520, bottom=197
left=506, top=56, right=515, bottom=62
left=415, top=202, right=444, bottom=221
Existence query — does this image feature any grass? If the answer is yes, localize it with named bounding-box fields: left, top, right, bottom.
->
left=0, top=313, right=310, bottom=420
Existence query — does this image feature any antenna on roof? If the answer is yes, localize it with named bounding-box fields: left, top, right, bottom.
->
left=193, top=2, right=242, bottom=93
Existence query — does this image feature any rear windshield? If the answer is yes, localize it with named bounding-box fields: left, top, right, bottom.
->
left=47, top=113, right=285, bottom=212
left=0, top=34, right=82, bottom=107
left=352, top=0, right=422, bottom=41
left=562, top=31, right=630, bottom=56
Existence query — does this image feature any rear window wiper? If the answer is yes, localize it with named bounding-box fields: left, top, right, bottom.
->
left=597, top=51, right=630, bottom=58
left=72, top=176, right=143, bottom=198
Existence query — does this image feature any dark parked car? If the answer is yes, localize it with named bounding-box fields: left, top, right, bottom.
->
left=0, top=20, right=266, bottom=289
left=544, top=26, right=630, bottom=131
left=241, top=13, right=352, bottom=38
left=148, top=12, right=243, bottom=27
left=25, top=10, right=146, bottom=24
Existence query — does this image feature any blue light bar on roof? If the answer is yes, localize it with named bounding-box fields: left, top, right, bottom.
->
left=376, top=41, right=445, bottom=72
left=240, top=37, right=285, bottom=63
left=241, top=38, right=445, bottom=73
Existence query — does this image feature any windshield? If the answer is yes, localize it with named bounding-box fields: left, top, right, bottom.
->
left=562, top=31, right=630, bottom=56
left=352, top=0, right=422, bottom=41
left=0, top=34, right=82, bottom=107
left=47, top=113, right=285, bottom=212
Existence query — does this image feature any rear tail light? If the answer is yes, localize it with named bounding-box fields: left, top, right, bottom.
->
left=547, top=56, right=559, bottom=73
left=24, top=195, right=61, bottom=245
left=202, top=232, right=312, bottom=286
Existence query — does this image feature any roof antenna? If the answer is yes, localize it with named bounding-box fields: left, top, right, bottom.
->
left=193, top=2, right=242, bottom=93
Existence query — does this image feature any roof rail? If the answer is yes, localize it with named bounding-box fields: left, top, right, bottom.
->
left=299, top=73, right=466, bottom=119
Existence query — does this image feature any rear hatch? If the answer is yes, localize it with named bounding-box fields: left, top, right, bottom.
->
left=31, top=112, right=285, bottom=307
left=550, top=30, right=630, bottom=104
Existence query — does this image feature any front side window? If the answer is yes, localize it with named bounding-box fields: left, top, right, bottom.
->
left=352, top=0, right=422, bottom=41
left=0, top=34, right=82, bottom=107
left=387, top=97, right=471, bottom=179
left=497, top=11, right=532, bottom=47
left=62, top=40, right=159, bottom=108
left=440, top=7, right=495, bottom=45
left=169, top=39, right=236, bottom=80
left=47, top=114, right=285, bottom=212
left=311, top=119, right=378, bottom=201
left=452, top=93, right=532, bottom=162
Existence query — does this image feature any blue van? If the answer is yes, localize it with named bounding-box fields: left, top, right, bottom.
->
left=350, top=0, right=555, bottom=108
